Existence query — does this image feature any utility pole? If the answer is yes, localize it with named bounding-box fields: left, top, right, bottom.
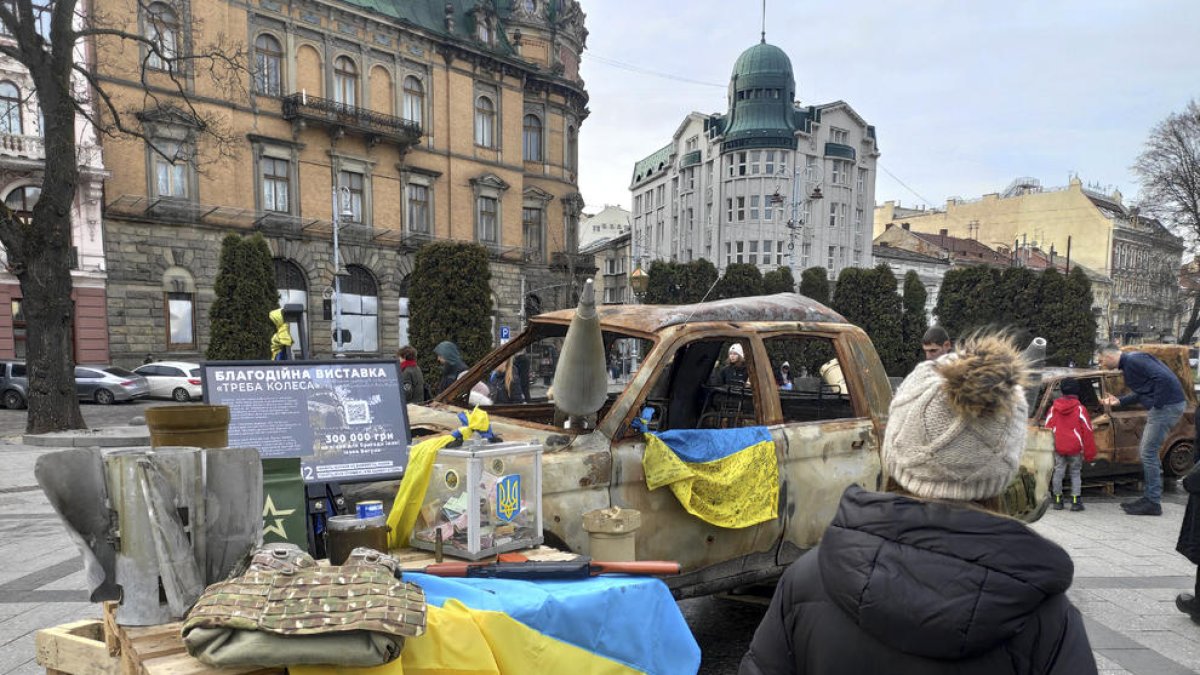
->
left=331, top=184, right=351, bottom=355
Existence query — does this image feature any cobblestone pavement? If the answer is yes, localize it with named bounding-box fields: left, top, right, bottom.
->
left=0, top=427, right=1197, bottom=673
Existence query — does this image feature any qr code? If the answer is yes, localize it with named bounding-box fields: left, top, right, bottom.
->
left=344, top=400, right=371, bottom=425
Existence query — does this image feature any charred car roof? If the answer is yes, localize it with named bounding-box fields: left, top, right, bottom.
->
left=535, top=293, right=847, bottom=333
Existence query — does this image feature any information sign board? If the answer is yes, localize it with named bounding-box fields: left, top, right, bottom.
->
left=202, top=360, right=410, bottom=483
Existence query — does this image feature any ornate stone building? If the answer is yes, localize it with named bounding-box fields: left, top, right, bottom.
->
left=93, top=0, right=590, bottom=366
left=629, top=41, right=879, bottom=281
left=0, top=13, right=109, bottom=365
left=875, top=177, right=1184, bottom=343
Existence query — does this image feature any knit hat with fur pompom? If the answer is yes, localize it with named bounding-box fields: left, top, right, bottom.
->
left=882, top=334, right=1030, bottom=501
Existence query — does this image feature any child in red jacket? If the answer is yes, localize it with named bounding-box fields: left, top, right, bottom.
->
left=1044, top=378, right=1097, bottom=511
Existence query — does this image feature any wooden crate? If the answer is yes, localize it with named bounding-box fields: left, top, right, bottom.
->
left=36, top=603, right=280, bottom=675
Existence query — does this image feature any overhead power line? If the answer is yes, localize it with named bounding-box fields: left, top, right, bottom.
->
left=878, top=163, right=936, bottom=207
left=584, top=51, right=726, bottom=89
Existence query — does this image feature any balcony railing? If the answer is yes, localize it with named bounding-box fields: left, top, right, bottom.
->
left=281, top=93, right=421, bottom=146
left=0, top=134, right=45, bottom=160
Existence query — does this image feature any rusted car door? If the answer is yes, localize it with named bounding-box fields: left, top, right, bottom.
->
left=1100, top=377, right=1147, bottom=465
left=757, top=330, right=883, bottom=565
left=605, top=329, right=786, bottom=595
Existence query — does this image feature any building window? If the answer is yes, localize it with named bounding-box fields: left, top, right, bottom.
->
left=274, top=258, right=308, bottom=350
left=338, top=170, right=364, bottom=223
left=407, top=183, right=430, bottom=234
left=523, top=114, right=543, bottom=162
left=336, top=265, right=379, bottom=353
left=166, top=292, right=195, bottom=349
left=854, top=208, right=864, bottom=230
left=254, top=34, right=283, bottom=96
left=828, top=201, right=839, bottom=227
left=402, top=76, right=424, bottom=126
left=750, top=195, right=759, bottom=220
left=334, top=56, right=358, bottom=106
left=566, top=125, right=578, bottom=172
left=261, top=157, right=290, bottom=213
left=736, top=196, right=745, bottom=221
left=0, top=82, right=21, bottom=135
left=523, top=207, right=543, bottom=261
left=830, top=127, right=849, bottom=144
left=4, top=185, right=39, bottom=214
left=474, top=95, right=496, bottom=147
left=827, top=246, right=835, bottom=270
left=477, top=196, right=498, bottom=243
left=152, top=140, right=188, bottom=198
left=477, top=18, right=492, bottom=43
left=10, top=300, right=24, bottom=359
left=145, top=2, right=180, bottom=71
left=856, top=168, right=867, bottom=193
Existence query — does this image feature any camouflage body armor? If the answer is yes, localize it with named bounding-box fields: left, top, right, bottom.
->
left=182, top=545, right=426, bottom=668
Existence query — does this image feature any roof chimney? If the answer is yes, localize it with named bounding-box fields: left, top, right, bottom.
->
left=885, top=222, right=895, bottom=230
left=939, top=228, right=948, bottom=237
left=902, top=222, right=910, bottom=231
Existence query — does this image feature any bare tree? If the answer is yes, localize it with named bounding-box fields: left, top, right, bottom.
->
left=0, top=0, right=245, bottom=433
left=1134, top=100, right=1200, bottom=343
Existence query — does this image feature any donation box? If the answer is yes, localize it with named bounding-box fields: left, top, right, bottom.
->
left=410, top=440, right=543, bottom=560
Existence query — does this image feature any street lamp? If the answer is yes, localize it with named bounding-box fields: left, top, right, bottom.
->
left=629, top=263, right=648, bottom=302
left=783, top=164, right=823, bottom=288
left=331, top=185, right=353, bottom=355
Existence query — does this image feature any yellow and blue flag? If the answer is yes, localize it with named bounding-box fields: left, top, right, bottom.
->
left=292, top=573, right=700, bottom=675
left=643, top=427, right=779, bottom=529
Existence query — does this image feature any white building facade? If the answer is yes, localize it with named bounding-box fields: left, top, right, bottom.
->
left=629, top=41, right=879, bottom=283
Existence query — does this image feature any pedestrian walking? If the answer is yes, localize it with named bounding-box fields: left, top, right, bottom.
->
left=1173, top=459, right=1200, bottom=624
left=433, top=341, right=468, bottom=394
left=397, top=346, right=427, bottom=404
left=739, top=333, right=1096, bottom=675
left=1044, top=378, right=1096, bottom=511
left=1099, top=344, right=1186, bottom=516
left=921, top=326, right=953, bottom=361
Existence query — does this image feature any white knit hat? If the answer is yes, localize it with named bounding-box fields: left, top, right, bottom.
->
left=729, top=343, right=744, bottom=359
left=882, top=335, right=1030, bottom=501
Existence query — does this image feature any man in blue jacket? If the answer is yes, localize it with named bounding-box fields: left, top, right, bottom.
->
left=1100, top=345, right=1187, bottom=516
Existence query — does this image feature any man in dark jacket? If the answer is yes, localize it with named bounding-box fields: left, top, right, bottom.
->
left=1100, top=345, right=1186, bottom=516
left=741, top=334, right=1096, bottom=675
left=433, top=341, right=468, bottom=394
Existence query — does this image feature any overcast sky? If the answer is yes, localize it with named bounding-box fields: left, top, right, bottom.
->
left=575, top=0, right=1200, bottom=213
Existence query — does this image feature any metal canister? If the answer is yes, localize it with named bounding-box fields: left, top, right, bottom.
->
left=356, top=500, right=385, bottom=520
left=326, top=515, right=389, bottom=565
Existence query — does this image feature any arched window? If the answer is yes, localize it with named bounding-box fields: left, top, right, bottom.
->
left=335, top=265, right=379, bottom=352
left=4, top=186, right=39, bottom=219
left=0, top=82, right=21, bottom=135
left=566, top=124, right=578, bottom=172
left=402, top=76, right=424, bottom=127
left=522, top=114, right=542, bottom=162
left=474, top=95, right=495, bottom=147
left=145, top=2, right=180, bottom=71
left=274, top=258, right=307, bottom=353
left=254, top=34, right=283, bottom=96
left=334, top=56, right=358, bottom=107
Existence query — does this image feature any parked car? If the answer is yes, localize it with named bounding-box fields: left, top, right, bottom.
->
left=133, top=361, right=202, bottom=401
left=0, top=360, right=28, bottom=409
left=1028, top=350, right=1197, bottom=480
left=74, top=366, right=150, bottom=404
left=407, top=293, right=1055, bottom=598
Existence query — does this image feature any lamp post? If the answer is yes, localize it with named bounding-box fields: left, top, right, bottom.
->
left=784, top=164, right=823, bottom=288
left=628, top=264, right=649, bottom=376
left=331, top=185, right=352, bottom=355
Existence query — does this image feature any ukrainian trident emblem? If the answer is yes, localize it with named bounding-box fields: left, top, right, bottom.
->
left=496, top=474, right=521, bottom=522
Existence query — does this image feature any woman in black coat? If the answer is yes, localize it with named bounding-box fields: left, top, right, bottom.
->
left=1175, top=414, right=1200, bottom=622
left=740, top=334, right=1096, bottom=675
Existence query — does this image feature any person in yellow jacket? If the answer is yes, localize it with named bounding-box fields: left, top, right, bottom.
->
left=269, top=308, right=293, bottom=360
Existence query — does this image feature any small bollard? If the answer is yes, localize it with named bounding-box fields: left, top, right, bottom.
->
left=582, top=507, right=642, bottom=562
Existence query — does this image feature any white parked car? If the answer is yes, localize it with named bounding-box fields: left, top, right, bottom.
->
left=133, top=361, right=203, bottom=402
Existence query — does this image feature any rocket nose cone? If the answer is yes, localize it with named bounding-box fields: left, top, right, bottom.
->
left=578, top=279, right=597, bottom=320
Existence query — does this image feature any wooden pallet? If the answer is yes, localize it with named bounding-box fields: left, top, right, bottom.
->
left=36, top=603, right=281, bottom=675
left=1082, top=476, right=1144, bottom=496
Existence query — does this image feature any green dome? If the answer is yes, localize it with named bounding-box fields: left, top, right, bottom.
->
left=731, top=42, right=794, bottom=85
left=723, top=41, right=797, bottom=153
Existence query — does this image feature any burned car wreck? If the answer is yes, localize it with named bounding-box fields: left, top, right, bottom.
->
left=407, top=288, right=1055, bottom=598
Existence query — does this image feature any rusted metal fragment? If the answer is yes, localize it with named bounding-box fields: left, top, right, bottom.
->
left=538, top=293, right=846, bottom=334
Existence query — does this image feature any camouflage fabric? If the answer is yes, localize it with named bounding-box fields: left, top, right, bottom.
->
left=182, top=546, right=425, bottom=667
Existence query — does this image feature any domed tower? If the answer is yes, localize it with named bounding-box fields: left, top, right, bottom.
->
left=504, top=0, right=587, bottom=85
left=722, top=41, right=798, bottom=152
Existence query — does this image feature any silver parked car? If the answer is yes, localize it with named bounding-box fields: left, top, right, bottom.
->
left=133, top=361, right=203, bottom=402
left=0, top=361, right=28, bottom=409
left=74, top=366, right=150, bottom=404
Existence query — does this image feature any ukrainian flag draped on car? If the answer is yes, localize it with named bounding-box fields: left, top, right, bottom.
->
left=641, top=425, right=779, bottom=528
